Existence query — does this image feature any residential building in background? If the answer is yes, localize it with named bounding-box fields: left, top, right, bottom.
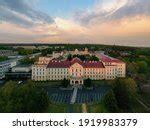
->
left=0, top=50, right=18, bottom=56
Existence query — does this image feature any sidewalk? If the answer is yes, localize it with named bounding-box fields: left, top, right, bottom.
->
left=70, top=87, right=78, bottom=104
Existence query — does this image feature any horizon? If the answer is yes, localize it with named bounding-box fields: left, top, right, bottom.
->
left=0, top=43, right=150, bottom=48
left=0, top=0, right=150, bottom=47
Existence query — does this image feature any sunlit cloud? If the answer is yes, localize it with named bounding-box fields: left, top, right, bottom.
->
left=0, top=0, right=150, bottom=47
left=0, top=0, right=54, bottom=27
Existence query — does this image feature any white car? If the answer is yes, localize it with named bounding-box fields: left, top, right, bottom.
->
left=18, top=81, right=23, bottom=85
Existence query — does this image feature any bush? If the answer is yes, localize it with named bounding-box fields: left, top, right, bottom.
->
left=61, top=78, right=69, bottom=88
left=84, top=78, right=92, bottom=88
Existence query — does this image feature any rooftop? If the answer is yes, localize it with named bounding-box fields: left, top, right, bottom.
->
left=98, top=53, right=123, bottom=63
left=12, top=64, right=32, bottom=68
left=47, top=57, right=105, bottom=68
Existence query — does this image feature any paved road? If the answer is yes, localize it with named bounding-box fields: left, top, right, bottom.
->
left=136, top=98, right=150, bottom=111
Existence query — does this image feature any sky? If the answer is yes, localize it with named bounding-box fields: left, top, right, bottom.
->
left=0, top=0, right=150, bottom=47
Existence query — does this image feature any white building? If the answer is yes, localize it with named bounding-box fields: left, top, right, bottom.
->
left=0, top=56, right=26, bottom=79
left=0, top=59, right=18, bottom=79
left=32, top=53, right=126, bottom=85
left=12, top=65, right=32, bottom=73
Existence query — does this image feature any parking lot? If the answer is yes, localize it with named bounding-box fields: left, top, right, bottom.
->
left=47, top=87, right=110, bottom=104
left=49, top=89, right=73, bottom=104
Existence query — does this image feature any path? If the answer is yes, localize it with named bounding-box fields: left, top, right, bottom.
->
left=82, top=103, right=87, bottom=113
left=70, top=87, right=78, bottom=104
left=136, top=98, right=150, bottom=111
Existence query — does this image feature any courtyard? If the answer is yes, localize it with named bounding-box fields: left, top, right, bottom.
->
left=46, top=86, right=110, bottom=104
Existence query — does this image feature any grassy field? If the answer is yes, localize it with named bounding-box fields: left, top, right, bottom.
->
left=46, top=103, right=68, bottom=113
left=72, top=104, right=82, bottom=113
left=46, top=103, right=82, bottom=113
left=87, top=102, right=108, bottom=113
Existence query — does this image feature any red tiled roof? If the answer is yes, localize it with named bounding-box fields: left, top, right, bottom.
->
left=71, top=57, right=83, bottom=66
left=84, top=61, right=105, bottom=68
left=98, top=53, right=123, bottom=63
left=47, top=57, right=105, bottom=68
left=47, top=60, right=70, bottom=68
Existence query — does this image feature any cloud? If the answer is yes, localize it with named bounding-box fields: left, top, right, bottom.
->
left=110, top=0, right=150, bottom=19
left=0, top=0, right=150, bottom=47
left=0, top=0, right=54, bottom=27
left=74, top=0, right=150, bottom=25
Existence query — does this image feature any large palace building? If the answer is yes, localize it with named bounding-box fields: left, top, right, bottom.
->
left=32, top=53, right=126, bottom=85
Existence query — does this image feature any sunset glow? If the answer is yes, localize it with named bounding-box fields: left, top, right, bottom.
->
left=0, top=0, right=150, bottom=47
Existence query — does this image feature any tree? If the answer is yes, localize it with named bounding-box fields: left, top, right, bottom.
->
left=84, top=78, right=92, bottom=88
left=113, top=78, right=137, bottom=110
left=67, top=54, right=72, bottom=61
left=88, top=55, right=99, bottom=61
left=61, top=78, right=69, bottom=88
left=20, top=57, right=36, bottom=65
left=137, top=61, right=148, bottom=73
left=0, top=56, right=9, bottom=62
left=104, top=90, right=118, bottom=112
left=0, top=80, right=49, bottom=113
left=16, top=47, right=33, bottom=55
left=127, top=62, right=139, bottom=75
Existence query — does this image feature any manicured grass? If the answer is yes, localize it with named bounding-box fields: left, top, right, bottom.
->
left=72, top=104, right=82, bottom=113
left=46, top=103, right=68, bottom=113
left=87, top=102, right=108, bottom=113
left=46, top=103, right=82, bottom=113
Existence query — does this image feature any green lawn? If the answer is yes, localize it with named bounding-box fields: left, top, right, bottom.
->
left=46, top=103, right=82, bottom=113
left=87, top=102, right=108, bottom=113
left=46, top=103, right=68, bottom=113
left=72, top=104, right=82, bottom=113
